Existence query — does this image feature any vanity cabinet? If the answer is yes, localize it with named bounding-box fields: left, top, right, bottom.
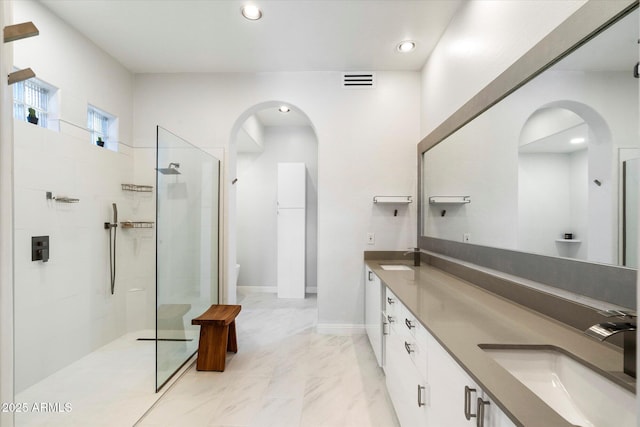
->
left=365, top=266, right=384, bottom=366
left=426, top=333, right=514, bottom=427
left=384, top=287, right=429, bottom=427
left=368, top=275, right=516, bottom=427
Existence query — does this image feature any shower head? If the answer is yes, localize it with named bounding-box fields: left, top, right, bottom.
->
left=156, top=162, right=181, bottom=175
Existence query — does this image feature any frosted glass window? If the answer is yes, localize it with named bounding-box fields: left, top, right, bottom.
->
left=87, top=105, right=114, bottom=146
left=13, top=78, right=50, bottom=128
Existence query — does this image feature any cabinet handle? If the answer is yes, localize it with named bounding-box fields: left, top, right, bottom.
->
left=404, top=341, right=414, bottom=354
left=476, top=397, right=490, bottom=427
left=387, top=314, right=395, bottom=323
left=464, top=386, right=477, bottom=420
left=417, top=384, right=426, bottom=407
left=405, top=318, right=415, bottom=330
left=368, top=271, right=373, bottom=281
left=387, top=297, right=395, bottom=305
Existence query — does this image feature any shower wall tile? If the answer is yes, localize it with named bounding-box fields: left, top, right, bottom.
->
left=13, top=120, right=155, bottom=393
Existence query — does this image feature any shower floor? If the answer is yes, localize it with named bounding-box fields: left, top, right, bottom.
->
left=14, top=330, right=192, bottom=427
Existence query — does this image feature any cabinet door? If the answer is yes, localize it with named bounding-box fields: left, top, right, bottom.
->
left=477, top=394, right=517, bottom=427
left=426, top=333, right=480, bottom=427
left=385, top=317, right=428, bottom=427
left=364, top=266, right=383, bottom=366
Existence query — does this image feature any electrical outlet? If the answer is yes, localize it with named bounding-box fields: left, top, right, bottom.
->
left=463, top=233, right=471, bottom=243
left=367, top=232, right=375, bottom=245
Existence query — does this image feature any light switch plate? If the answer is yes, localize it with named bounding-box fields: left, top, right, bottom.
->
left=367, top=232, right=375, bottom=245
left=463, top=233, right=471, bottom=243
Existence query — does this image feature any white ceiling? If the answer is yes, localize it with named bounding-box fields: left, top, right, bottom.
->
left=39, top=0, right=464, bottom=73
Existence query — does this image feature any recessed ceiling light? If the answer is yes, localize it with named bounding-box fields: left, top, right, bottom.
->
left=570, top=137, right=586, bottom=144
left=279, top=105, right=290, bottom=113
left=241, top=5, right=262, bottom=20
left=397, top=40, right=416, bottom=53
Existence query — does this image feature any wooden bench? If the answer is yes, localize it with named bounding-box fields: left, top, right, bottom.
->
left=191, top=304, right=241, bottom=372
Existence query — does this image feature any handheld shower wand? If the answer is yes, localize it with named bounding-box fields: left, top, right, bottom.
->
left=104, top=203, right=118, bottom=295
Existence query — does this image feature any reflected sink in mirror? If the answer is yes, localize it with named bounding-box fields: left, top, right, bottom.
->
left=481, top=345, right=635, bottom=427
left=380, top=265, right=413, bottom=271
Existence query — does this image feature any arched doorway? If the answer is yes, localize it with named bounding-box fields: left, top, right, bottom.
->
left=226, top=101, right=319, bottom=304
left=517, top=101, right=616, bottom=263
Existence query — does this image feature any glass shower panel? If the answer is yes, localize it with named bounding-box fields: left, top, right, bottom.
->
left=156, top=126, right=220, bottom=391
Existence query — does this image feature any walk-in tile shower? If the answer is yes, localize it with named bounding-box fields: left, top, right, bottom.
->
left=12, top=124, right=220, bottom=425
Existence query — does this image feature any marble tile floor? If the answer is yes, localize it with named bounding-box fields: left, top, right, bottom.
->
left=136, top=292, right=400, bottom=427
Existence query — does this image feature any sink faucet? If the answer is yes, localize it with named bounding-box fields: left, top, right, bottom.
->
left=404, top=247, right=421, bottom=267
left=585, top=310, right=636, bottom=378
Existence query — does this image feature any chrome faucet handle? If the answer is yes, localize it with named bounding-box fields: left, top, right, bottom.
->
left=597, top=309, right=637, bottom=319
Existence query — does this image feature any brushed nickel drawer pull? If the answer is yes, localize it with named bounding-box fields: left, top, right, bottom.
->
left=476, top=397, right=490, bottom=427
left=368, top=271, right=373, bottom=281
left=405, top=318, right=415, bottom=329
left=417, top=384, right=426, bottom=407
left=464, top=386, right=477, bottom=420
left=404, top=341, right=414, bottom=354
left=387, top=297, right=395, bottom=304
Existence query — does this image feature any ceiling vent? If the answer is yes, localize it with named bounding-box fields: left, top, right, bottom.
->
left=342, top=72, right=375, bottom=89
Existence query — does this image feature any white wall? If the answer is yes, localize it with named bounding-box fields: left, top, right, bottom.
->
left=10, top=1, right=147, bottom=392
left=420, top=0, right=586, bottom=137
left=237, top=126, right=318, bottom=291
left=133, top=71, right=420, bottom=330
left=518, top=151, right=588, bottom=259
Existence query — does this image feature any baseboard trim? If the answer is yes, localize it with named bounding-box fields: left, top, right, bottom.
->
left=316, top=323, right=365, bottom=335
left=238, top=286, right=318, bottom=294
left=237, top=286, right=277, bottom=293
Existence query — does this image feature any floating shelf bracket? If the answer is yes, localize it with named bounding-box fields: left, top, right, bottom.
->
left=373, top=196, right=412, bottom=204
left=4, top=21, right=39, bottom=43
left=429, top=196, right=470, bottom=204
left=8, top=68, right=35, bottom=85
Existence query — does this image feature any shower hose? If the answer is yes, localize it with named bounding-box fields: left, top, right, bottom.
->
left=109, top=224, right=117, bottom=295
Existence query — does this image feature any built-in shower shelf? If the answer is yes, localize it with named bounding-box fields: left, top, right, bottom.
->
left=121, top=184, right=153, bottom=192
left=120, top=221, right=154, bottom=229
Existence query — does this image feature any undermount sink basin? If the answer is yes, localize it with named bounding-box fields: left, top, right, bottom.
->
left=380, top=264, right=412, bottom=271
left=482, top=346, right=635, bottom=427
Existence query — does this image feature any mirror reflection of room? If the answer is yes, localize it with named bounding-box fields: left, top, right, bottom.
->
left=423, top=7, right=639, bottom=267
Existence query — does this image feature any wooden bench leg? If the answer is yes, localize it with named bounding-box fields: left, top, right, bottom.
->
left=227, top=320, right=238, bottom=353
left=196, top=324, right=228, bottom=371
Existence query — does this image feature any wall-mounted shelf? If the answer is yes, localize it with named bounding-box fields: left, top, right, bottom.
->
left=121, top=184, right=153, bottom=192
left=120, top=221, right=154, bottom=229
left=373, top=196, right=412, bottom=204
left=4, top=21, right=39, bottom=43
left=555, top=239, right=581, bottom=243
left=46, top=191, right=79, bottom=203
left=429, top=196, right=470, bottom=204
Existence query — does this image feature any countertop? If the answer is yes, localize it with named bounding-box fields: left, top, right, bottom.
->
left=365, top=259, right=636, bottom=427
